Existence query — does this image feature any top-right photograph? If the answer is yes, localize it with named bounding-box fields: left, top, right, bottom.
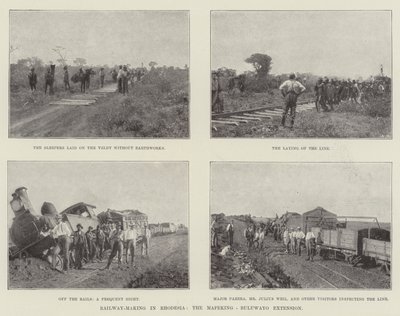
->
left=211, top=11, right=392, bottom=138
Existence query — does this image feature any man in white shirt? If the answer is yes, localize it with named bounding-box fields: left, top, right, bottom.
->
left=124, top=224, right=138, bottom=265
left=226, top=220, right=234, bottom=247
left=279, top=73, right=306, bottom=129
left=51, top=214, right=72, bottom=271
left=305, top=229, right=316, bottom=261
left=295, top=227, right=306, bottom=256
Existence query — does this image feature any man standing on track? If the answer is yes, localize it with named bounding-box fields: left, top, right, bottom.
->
left=226, top=220, right=234, bottom=247
left=295, top=227, right=305, bottom=256
left=51, top=214, right=72, bottom=272
left=305, top=228, right=316, bottom=261
left=279, top=73, right=306, bottom=129
left=104, top=223, right=124, bottom=269
left=124, top=223, right=138, bottom=265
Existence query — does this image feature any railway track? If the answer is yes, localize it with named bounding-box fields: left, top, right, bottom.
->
left=211, top=99, right=316, bottom=128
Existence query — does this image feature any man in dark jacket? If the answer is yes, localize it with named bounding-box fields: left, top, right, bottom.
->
left=73, top=224, right=87, bottom=269
left=28, top=68, right=37, bottom=92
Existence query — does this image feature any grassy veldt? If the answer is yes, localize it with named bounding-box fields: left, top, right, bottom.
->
left=212, top=93, right=391, bottom=138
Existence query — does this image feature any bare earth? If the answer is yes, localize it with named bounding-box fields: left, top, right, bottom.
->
left=9, top=233, right=188, bottom=289
left=211, top=217, right=390, bottom=289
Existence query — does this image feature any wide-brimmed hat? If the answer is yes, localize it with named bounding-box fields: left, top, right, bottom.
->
left=77, top=223, right=83, bottom=229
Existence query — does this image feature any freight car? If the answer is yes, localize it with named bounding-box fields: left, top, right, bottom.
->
left=314, top=217, right=391, bottom=273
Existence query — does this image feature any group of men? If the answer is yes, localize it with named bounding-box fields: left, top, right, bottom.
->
left=43, top=214, right=151, bottom=272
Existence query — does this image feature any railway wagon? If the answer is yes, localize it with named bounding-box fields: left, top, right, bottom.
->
left=318, top=226, right=391, bottom=272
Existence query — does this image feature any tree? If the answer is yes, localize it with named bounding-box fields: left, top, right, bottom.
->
left=73, top=57, right=87, bottom=67
left=149, top=61, right=157, bottom=69
left=52, top=46, right=68, bottom=65
left=245, top=53, right=272, bottom=79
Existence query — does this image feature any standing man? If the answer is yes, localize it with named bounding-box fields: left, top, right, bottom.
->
left=96, top=225, right=106, bottom=261
left=279, top=73, right=306, bottom=129
left=51, top=214, right=72, bottom=272
left=122, top=65, right=129, bottom=94
left=28, top=67, right=37, bottom=92
left=63, top=66, right=70, bottom=91
left=85, top=226, right=97, bottom=263
left=99, top=68, right=105, bottom=88
left=79, top=68, right=86, bottom=93
left=73, top=223, right=87, bottom=269
left=141, top=224, right=151, bottom=256
left=290, top=228, right=296, bottom=254
left=226, top=220, right=234, bottom=247
left=44, top=68, right=54, bottom=95
left=211, top=217, right=218, bottom=248
left=244, top=225, right=254, bottom=250
left=283, top=227, right=290, bottom=254
left=295, top=227, right=306, bottom=256
left=117, top=65, right=124, bottom=93
left=305, top=228, right=316, bottom=261
left=105, top=223, right=124, bottom=269
left=124, top=224, right=138, bottom=265
left=211, top=71, right=224, bottom=113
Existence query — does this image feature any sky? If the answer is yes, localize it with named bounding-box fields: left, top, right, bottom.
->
left=10, top=11, right=189, bottom=68
left=211, top=163, right=391, bottom=223
left=8, top=162, right=188, bottom=227
left=212, top=11, right=391, bottom=79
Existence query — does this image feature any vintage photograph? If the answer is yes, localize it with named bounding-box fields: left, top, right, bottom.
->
left=211, top=11, right=392, bottom=138
left=210, top=162, right=391, bottom=289
left=8, top=162, right=189, bottom=289
left=9, top=11, right=189, bottom=138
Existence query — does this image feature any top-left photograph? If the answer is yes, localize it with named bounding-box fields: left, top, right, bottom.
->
left=9, top=10, right=189, bottom=138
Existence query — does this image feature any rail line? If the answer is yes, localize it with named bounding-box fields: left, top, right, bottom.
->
left=211, top=99, right=316, bottom=128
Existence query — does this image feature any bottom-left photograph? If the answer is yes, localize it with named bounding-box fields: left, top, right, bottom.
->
left=7, top=161, right=189, bottom=289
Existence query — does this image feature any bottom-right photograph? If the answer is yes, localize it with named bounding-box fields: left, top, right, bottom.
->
left=210, top=162, right=391, bottom=289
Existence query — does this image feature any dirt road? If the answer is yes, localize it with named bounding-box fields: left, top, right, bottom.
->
left=9, top=84, right=118, bottom=138
left=9, top=233, right=188, bottom=289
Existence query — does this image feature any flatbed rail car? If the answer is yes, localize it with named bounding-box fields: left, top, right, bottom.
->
left=316, top=224, right=390, bottom=273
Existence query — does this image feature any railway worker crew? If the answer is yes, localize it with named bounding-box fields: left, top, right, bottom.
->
left=305, top=229, right=316, bottom=261
left=73, top=224, right=88, bottom=269
left=63, top=66, right=70, bottom=91
left=51, top=214, right=72, bottom=271
left=96, top=225, right=106, bottom=261
left=124, top=224, right=138, bottom=265
left=28, top=67, right=37, bottom=92
left=44, top=68, right=54, bottom=95
left=279, top=73, right=306, bottom=129
left=283, top=227, right=290, bottom=254
left=295, top=227, right=305, bottom=256
left=211, top=71, right=224, bottom=113
left=105, top=223, right=124, bottom=269
left=99, top=68, right=105, bottom=88
left=141, top=224, right=152, bottom=256
left=226, top=220, right=234, bottom=247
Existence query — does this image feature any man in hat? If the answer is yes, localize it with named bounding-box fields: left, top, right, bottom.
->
left=124, top=223, right=138, bottom=264
left=73, top=223, right=87, bottom=269
left=141, top=224, right=151, bottom=256
left=279, top=73, right=306, bottom=129
left=28, top=67, right=37, bottom=92
left=211, top=71, right=224, bottom=113
left=210, top=217, right=218, bottom=248
left=305, top=228, right=316, bottom=261
left=63, top=66, right=70, bottom=91
left=99, top=67, right=106, bottom=88
left=104, top=223, right=124, bottom=269
left=44, top=67, right=54, bottom=95
left=226, top=220, right=234, bottom=247
left=295, top=227, right=305, bottom=256
left=51, top=214, right=72, bottom=271
left=96, top=225, right=106, bottom=261
left=85, top=226, right=97, bottom=263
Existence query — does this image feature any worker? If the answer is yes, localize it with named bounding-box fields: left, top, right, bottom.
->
left=104, top=223, right=124, bottom=269
left=73, top=223, right=88, bottom=269
left=283, top=226, right=290, bottom=254
left=211, top=217, right=218, bottom=248
left=279, top=73, right=306, bottom=129
left=244, top=225, right=254, bottom=250
left=295, top=227, right=306, bottom=256
left=117, top=65, right=124, bottom=93
left=141, top=224, right=151, bottom=256
left=211, top=71, right=224, bottom=113
left=79, top=68, right=86, bottom=93
left=96, top=225, right=106, bottom=261
left=28, top=67, right=37, bottom=92
left=51, top=214, right=72, bottom=271
left=305, top=228, right=316, bottom=261
left=99, top=67, right=105, bottom=88
left=44, top=68, right=54, bottom=95
left=63, top=66, right=70, bottom=91
left=124, top=223, right=138, bottom=265
left=85, top=226, right=97, bottom=263
left=226, top=220, right=234, bottom=247
left=290, top=228, right=296, bottom=254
